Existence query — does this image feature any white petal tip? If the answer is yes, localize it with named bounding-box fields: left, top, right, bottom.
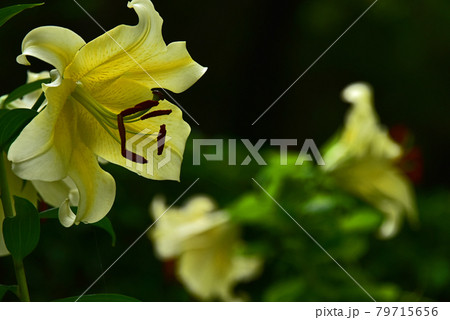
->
left=16, top=54, right=31, bottom=66
left=377, top=221, right=398, bottom=240
left=58, top=199, right=76, bottom=228
left=151, top=195, right=166, bottom=219
left=128, top=0, right=151, bottom=9
left=342, top=82, right=372, bottom=103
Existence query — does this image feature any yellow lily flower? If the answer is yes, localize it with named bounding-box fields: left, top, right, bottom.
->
left=323, top=83, right=417, bottom=238
left=150, top=196, right=262, bottom=301
left=8, top=0, right=206, bottom=226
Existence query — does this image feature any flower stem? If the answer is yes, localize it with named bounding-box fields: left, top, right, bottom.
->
left=0, top=152, right=31, bottom=302
left=0, top=154, right=14, bottom=218
left=12, top=258, right=30, bottom=301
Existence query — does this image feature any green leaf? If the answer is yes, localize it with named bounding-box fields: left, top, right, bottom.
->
left=0, top=284, right=18, bottom=301
left=0, top=109, right=37, bottom=151
left=339, top=208, right=382, bottom=233
left=0, top=3, right=44, bottom=28
left=55, top=294, right=140, bottom=302
left=3, top=78, right=51, bottom=106
left=301, top=194, right=340, bottom=214
left=2, top=197, right=40, bottom=260
left=39, top=207, right=59, bottom=219
left=92, top=217, right=116, bottom=247
left=228, top=194, right=277, bottom=226
left=40, top=207, right=116, bottom=246
left=263, top=278, right=306, bottom=302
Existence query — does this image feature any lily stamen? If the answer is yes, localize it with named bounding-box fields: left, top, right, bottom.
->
left=118, top=100, right=159, bottom=164
left=157, top=124, right=167, bottom=155
left=140, top=109, right=172, bottom=120
left=151, top=88, right=167, bottom=101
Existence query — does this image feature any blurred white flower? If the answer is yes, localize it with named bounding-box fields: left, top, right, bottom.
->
left=323, top=83, right=417, bottom=238
left=149, top=195, right=262, bottom=301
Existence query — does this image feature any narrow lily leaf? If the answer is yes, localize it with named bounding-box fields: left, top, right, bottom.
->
left=0, top=3, right=44, bottom=28
left=55, top=294, right=140, bottom=302
left=38, top=207, right=58, bottom=219
left=3, top=197, right=40, bottom=260
left=92, top=218, right=116, bottom=247
left=39, top=207, right=116, bottom=246
left=0, top=109, right=37, bottom=151
left=3, top=78, right=51, bottom=106
left=0, top=285, right=18, bottom=301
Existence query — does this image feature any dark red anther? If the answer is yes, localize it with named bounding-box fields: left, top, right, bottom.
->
left=157, top=124, right=167, bottom=155
left=140, top=109, right=172, bottom=120
left=132, top=100, right=159, bottom=112
left=117, top=100, right=159, bottom=164
left=152, top=88, right=167, bottom=101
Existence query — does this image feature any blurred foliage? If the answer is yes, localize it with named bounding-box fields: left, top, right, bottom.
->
left=228, top=153, right=450, bottom=301
left=0, top=0, right=449, bottom=302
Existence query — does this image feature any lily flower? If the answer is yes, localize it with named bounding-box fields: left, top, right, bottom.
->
left=323, top=83, right=417, bottom=238
left=149, top=196, right=262, bottom=301
left=8, top=0, right=206, bottom=226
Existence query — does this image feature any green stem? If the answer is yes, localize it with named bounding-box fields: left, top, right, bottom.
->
left=13, top=259, right=30, bottom=302
left=0, top=153, right=31, bottom=302
left=0, top=154, right=14, bottom=218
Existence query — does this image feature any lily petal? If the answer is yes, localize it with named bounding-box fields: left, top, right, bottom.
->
left=177, top=233, right=234, bottom=301
left=324, top=83, right=402, bottom=170
left=67, top=140, right=116, bottom=225
left=58, top=198, right=77, bottom=228
left=117, top=41, right=207, bottom=94
left=341, top=83, right=401, bottom=160
left=334, top=159, right=417, bottom=239
left=17, top=26, right=85, bottom=75
left=75, top=98, right=191, bottom=181
left=32, top=177, right=79, bottom=208
left=65, top=0, right=206, bottom=94
left=8, top=77, right=75, bottom=181
left=151, top=196, right=227, bottom=258
left=231, top=255, right=263, bottom=283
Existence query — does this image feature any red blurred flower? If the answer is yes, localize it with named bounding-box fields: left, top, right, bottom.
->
left=390, top=125, right=423, bottom=184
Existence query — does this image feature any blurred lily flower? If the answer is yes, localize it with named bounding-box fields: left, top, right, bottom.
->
left=323, top=83, right=417, bottom=238
left=149, top=196, right=262, bottom=301
left=8, top=0, right=206, bottom=226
